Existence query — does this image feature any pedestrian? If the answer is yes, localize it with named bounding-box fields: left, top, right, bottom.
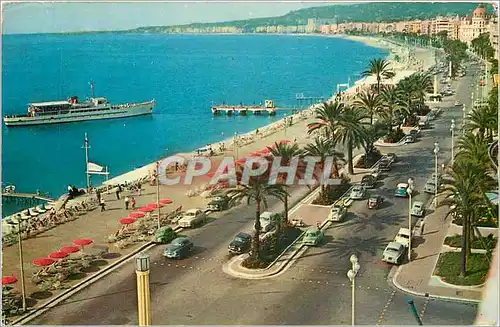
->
left=293, top=136, right=297, bottom=143
left=124, top=196, right=130, bottom=210
left=100, top=198, right=106, bottom=212
left=96, top=189, right=101, bottom=203
left=131, top=197, right=136, bottom=209
left=115, top=184, right=121, bottom=200
left=137, top=183, right=142, bottom=196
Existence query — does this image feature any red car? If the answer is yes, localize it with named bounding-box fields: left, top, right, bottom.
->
left=367, top=196, right=384, bottom=209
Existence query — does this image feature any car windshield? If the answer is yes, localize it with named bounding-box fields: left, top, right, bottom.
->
left=172, top=239, right=184, bottom=246
left=369, top=198, right=377, bottom=203
left=387, top=247, right=400, bottom=253
left=413, top=204, right=421, bottom=209
left=306, top=231, right=318, bottom=237
left=398, top=234, right=410, bottom=239
left=332, top=207, right=340, bottom=213
left=235, top=235, right=249, bottom=243
left=185, top=212, right=196, bottom=217
left=353, top=187, right=361, bottom=192
left=427, top=182, right=436, bottom=186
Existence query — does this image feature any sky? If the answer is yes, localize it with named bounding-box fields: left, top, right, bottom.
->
left=1, top=1, right=353, bottom=35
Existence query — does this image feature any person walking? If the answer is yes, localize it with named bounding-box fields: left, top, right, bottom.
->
left=115, top=185, right=121, bottom=200
left=100, top=198, right=106, bottom=212
left=131, top=197, right=136, bottom=209
left=124, top=196, right=130, bottom=210
left=96, top=189, right=101, bottom=204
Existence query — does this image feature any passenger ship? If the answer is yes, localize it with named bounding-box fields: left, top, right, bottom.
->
left=3, top=83, right=155, bottom=127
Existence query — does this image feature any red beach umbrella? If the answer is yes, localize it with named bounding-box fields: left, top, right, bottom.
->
left=129, top=211, right=146, bottom=219
left=2, top=276, right=17, bottom=285
left=32, top=258, right=56, bottom=267
left=119, top=218, right=136, bottom=225
left=259, top=148, right=271, bottom=154
left=279, top=140, right=291, bottom=144
left=147, top=202, right=164, bottom=209
left=73, top=238, right=93, bottom=247
left=250, top=151, right=261, bottom=156
left=60, top=246, right=80, bottom=254
left=138, top=206, right=155, bottom=213
left=160, top=198, right=173, bottom=204
left=48, top=251, right=69, bottom=260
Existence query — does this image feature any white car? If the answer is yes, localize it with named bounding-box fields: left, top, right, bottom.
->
left=177, top=208, right=206, bottom=228
left=423, top=180, right=436, bottom=194
left=350, top=185, right=366, bottom=200
left=394, top=228, right=411, bottom=248
left=411, top=201, right=425, bottom=217
left=259, top=211, right=280, bottom=232
left=455, top=101, right=461, bottom=106
left=328, top=204, right=346, bottom=222
left=382, top=242, right=406, bottom=264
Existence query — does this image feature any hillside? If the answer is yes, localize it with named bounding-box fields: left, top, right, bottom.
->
left=130, top=2, right=491, bottom=33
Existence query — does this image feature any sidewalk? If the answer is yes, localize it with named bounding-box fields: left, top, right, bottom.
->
left=391, top=198, right=484, bottom=303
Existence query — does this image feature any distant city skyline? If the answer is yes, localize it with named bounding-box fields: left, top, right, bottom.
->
left=1, top=2, right=357, bottom=35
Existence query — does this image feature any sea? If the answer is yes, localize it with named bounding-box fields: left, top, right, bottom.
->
left=1, top=33, right=387, bottom=218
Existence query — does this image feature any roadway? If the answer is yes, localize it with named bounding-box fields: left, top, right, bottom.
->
left=29, top=65, right=480, bottom=325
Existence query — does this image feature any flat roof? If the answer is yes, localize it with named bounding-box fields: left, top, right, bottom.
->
left=30, top=100, right=69, bottom=107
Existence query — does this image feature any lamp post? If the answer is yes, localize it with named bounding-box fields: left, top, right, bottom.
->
left=284, top=114, right=288, bottom=137
left=450, top=119, right=455, bottom=164
left=6, top=217, right=28, bottom=312
left=234, top=132, right=239, bottom=160
left=433, top=142, right=439, bottom=206
left=407, top=178, right=414, bottom=262
left=135, top=252, right=151, bottom=326
left=347, top=254, right=361, bottom=326
left=155, top=161, right=161, bottom=229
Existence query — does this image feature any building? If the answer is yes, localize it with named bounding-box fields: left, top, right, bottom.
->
left=489, top=15, right=498, bottom=59
left=459, top=4, right=490, bottom=45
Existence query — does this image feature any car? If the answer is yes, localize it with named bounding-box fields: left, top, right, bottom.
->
left=382, top=242, right=406, bottom=264
left=411, top=201, right=425, bottom=217
left=378, top=159, right=392, bottom=171
left=455, top=101, right=461, bottom=106
left=154, top=226, right=176, bottom=244
left=259, top=212, right=280, bottom=232
left=350, top=185, right=366, bottom=200
left=409, top=129, right=420, bottom=138
left=423, top=180, right=436, bottom=194
left=431, top=172, right=441, bottom=183
left=177, top=208, right=207, bottom=228
left=228, top=232, right=252, bottom=254
left=328, top=204, right=347, bottom=222
left=361, top=174, right=376, bottom=189
left=394, top=183, right=409, bottom=197
left=207, top=195, right=230, bottom=211
left=367, top=196, right=384, bottom=209
left=163, top=237, right=194, bottom=259
left=385, top=153, right=397, bottom=163
left=394, top=228, right=411, bottom=248
left=403, top=135, right=416, bottom=144
left=302, top=228, right=324, bottom=246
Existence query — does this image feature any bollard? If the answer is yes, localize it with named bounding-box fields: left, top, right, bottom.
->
left=407, top=298, right=423, bottom=325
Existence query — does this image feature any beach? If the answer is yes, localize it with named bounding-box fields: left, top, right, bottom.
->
left=1, top=34, right=436, bottom=302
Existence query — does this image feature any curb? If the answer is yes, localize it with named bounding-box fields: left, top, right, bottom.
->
left=390, top=265, right=481, bottom=304
left=11, top=225, right=183, bottom=325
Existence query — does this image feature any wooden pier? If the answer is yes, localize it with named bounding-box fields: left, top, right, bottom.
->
left=2, top=192, right=54, bottom=202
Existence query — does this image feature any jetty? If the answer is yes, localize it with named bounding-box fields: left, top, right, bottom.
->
left=2, top=192, right=54, bottom=202
left=211, top=99, right=312, bottom=116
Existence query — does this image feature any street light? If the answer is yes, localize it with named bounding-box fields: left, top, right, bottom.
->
left=234, top=132, right=239, bottom=160
left=433, top=142, right=440, bottom=206
left=135, top=252, right=151, bottom=326
left=284, top=114, right=288, bottom=137
left=347, top=254, right=361, bottom=326
left=6, top=217, right=28, bottom=312
left=450, top=119, right=456, bottom=164
left=407, top=178, right=414, bottom=262
left=155, top=161, right=161, bottom=229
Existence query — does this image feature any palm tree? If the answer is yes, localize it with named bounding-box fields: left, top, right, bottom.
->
left=362, top=58, right=395, bottom=94
left=303, top=137, right=345, bottom=196
left=267, top=142, right=303, bottom=227
left=379, top=85, right=404, bottom=134
left=455, top=132, right=492, bottom=172
left=307, top=101, right=344, bottom=139
left=354, top=90, right=382, bottom=125
left=359, top=121, right=386, bottom=166
left=467, top=106, right=498, bottom=141
left=226, top=177, right=288, bottom=260
left=396, top=77, right=415, bottom=117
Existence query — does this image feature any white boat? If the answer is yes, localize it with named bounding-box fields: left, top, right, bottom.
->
left=4, top=82, right=155, bottom=127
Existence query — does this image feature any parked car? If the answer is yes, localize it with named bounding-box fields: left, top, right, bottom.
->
left=382, top=242, right=406, bottom=264
left=259, top=212, right=280, bottom=232
left=177, top=208, right=207, bottom=228
left=207, top=195, right=230, bottom=211
left=228, top=232, right=252, bottom=254
left=154, top=226, right=176, bottom=244
left=163, top=237, right=194, bottom=259
left=431, top=172, right=441, bottom=183
left=302, top=228, right=324, bottom=246
left=394, top=183, right=409, bottom=197
left=394, top=228, right=411, bottom=248
left=379, top=159, right=391, bottom=171
left=411, top=201, right=425, bottom=217
left=385, top=153, right=398, bottom=163
left=403, top=135, right=416, bottom=144
left=455, top=101, right=461, bottom=106
left=409, top=129, right=420, bottom=138
left=367, top=196, right=384, bottom=209
left=350, top=185, right=366, bottom=200
left=423, top=180, right=437, bottom=194
left=361, top=175, right=376, bottom=189
left=329, top=204, right=347, bottom=222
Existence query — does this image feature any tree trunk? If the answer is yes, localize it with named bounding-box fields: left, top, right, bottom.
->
left=251, top=200, right=262, bottom=259
left=465, top=216, right=472, bottom=258
left=347, top=141, right=354, bottom=175
left=284, top=195, right=289, bottom=225
left=333, top=158, right=340, bottom=178
left=460, top=215, right=468, bottom=276
left=370, top=113, right=373, bottom=125
left=388, top=110, right=393, bottom=135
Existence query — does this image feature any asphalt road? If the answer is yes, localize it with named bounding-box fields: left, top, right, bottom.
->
left=29, top=65, right=481, bottom=325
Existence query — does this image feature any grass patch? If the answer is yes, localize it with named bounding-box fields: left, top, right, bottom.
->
left=444, top=234, right=497, bottom=250
left=435, top=252, right=491, bottom=286
left=354, top=150, right=382, bottom=169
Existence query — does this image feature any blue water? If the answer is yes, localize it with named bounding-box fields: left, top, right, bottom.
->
left=1, top=33, right=387, bottom=217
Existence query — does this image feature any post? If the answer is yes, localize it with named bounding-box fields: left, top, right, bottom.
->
left=351, top=277, right=355, bottom=326
left=433, top=142, right=439, bottom=207
left=407, top=178, right=414, bottom=262
left=407, top=299, right=423, bottom=325
left=234, top=132, right=239, bottom=160
left=83, top=133, right=90, bottom=191
left=450, top=120, right=455, bottom=164
left=18, top=225, right=27, bottom=312
left=156, top=161, right=160, bottom=229
left=136, top=253, right=151, bottom=326
left=347, top=254, right=360, bottom=326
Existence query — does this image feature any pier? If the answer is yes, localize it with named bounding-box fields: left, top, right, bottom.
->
left=212, top=96, right=323, bottom=116
left=2, top=192, right=54, bottom=203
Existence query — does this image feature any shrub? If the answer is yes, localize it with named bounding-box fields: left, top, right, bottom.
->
left=415, top=105, right=431, bottom=116
left=312, top=177, right=351, bottom=205
left=435, top=252, right=491, bottom=286
left=355, top=149, right=382, bottom=168
left=444, top=234, right=497, bottom=250
left=402, top=114, right=419, bottom=127
left=385, top=128, right=406, bottom=143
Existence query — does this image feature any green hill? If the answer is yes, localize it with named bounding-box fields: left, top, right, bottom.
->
left=130, top=2, right=492, bottom=33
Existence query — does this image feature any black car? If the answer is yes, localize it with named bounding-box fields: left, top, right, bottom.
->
left=367, top=196, right=384, bottom=209
left=361, top=175, right=376, bottom=189
left=228, top=232, right=252, bottom=254
left=378, top=159, right=391, bottom=171
left=163, top=237, right=194, bottom=259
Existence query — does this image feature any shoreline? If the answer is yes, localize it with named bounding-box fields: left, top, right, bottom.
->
left=2, top=34, right=434, bottom=222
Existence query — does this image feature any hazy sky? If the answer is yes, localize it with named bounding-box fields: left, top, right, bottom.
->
left=1, top=1, right=348, bottom=35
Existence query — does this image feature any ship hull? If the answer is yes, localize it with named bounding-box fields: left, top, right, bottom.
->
left=4, top=101, right=154, bottom=127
